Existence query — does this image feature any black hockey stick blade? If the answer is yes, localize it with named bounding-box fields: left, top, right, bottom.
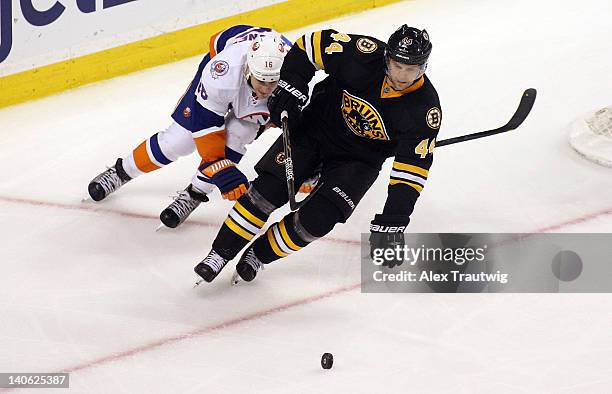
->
left=505, top=88, right=537, bottom=130
left=437, top=88, right=537, bottom=147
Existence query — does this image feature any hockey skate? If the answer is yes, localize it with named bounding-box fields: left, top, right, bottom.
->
left=159, top=185, right=209, bottom=228
left=194, top=250, right=229, bottom=286
left=231, top=247, right=264, bottom=285
left=88, top=158, right=132, bottom=201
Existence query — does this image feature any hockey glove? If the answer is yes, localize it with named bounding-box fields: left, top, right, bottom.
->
left=369, top=214, right=409, bottom=268
left=200, top=159, right=248, bottom=201
left=268, top=79, right=308, bottom=127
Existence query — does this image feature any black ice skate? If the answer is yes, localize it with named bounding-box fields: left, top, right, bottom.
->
left=160, top=185, right=209, bottom=228
left=231, top=247, right=264, bottom=285
left=88, top=158, right=132, bottom=201
left=194, top=250, right=229, bottom=285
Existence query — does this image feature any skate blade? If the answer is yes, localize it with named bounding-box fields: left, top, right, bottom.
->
left=155, top=223, right=165, bottom=232
left=231, top=270, right=241, bottom=286
left=81, top=196, right=92, bottom=203
left=193, top=278, right=205, bottom=288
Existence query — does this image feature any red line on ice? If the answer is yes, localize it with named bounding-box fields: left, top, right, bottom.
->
left=59, top=283, right=361, bottom=374
left=532, top=206, right=612, bottom=233
left=0, top=284, right=359, bottom=392
left=0, top=195, right=359, bottom=246
left=3, top=194, right=611, bottom=236
left=0, top=193, right=611, bottom=382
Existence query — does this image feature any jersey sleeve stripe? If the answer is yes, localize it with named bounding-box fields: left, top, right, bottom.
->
left=304, top=33, right=315, bottom=66
left=312, top=31, right=324, bottom=70
left=281, top=35, right=293, bottom=47
left=209, top=31, right=222, bottom=57
left=389, top=179, right=424, bottom=193
left=392, top=162, right=429, bottom=177
left=212, top=25, right=254, bottom=55
left=296, top=36, right=306, bottom=52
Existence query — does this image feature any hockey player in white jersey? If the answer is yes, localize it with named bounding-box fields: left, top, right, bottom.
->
left=87, top=25, right=291, bottom=228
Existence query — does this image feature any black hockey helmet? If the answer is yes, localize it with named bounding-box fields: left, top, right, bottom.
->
left=385, top=25, right=432, bottom=65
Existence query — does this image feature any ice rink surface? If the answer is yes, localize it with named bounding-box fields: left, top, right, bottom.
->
left=1, top=0, right=612, bottom=392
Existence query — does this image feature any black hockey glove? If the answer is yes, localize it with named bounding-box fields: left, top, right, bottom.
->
left=369, top=214, right=409, bottom=268
left=268, top=79, right=308, bottom=127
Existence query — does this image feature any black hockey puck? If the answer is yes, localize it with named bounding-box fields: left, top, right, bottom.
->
left=321, top=353, right=333, bottom=369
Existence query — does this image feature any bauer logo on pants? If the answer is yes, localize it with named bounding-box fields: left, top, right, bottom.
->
left=341, top=90, right=388, bottom=140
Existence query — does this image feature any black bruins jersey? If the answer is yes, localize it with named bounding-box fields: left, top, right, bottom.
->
left=283, top=29, right=442, bottom=219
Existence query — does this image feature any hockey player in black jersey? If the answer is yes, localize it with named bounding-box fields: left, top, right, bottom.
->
left=194, top=25, right=442, bottom=283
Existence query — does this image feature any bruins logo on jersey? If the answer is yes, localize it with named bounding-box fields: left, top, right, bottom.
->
left=356, top=38, right=378, bottom=53
left=426, top=107, right=442, bottom=129
left=341, top=91, right=388, bottom=140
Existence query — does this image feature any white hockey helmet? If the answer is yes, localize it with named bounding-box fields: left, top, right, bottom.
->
left=246, top=34, right=286, bottom=82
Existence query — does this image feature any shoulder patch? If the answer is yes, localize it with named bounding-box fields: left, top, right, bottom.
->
left=210, top=60, right=229, bottom=79
left=356, top=37, right=378, bottom=53
left=426, top=107, right=442, bottom=129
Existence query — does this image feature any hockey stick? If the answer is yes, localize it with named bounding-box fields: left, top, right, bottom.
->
left=436, top=88, right=537, bottom=147
left=280, top=89, right=536, bottom=211
left=281, top=111, right=320, bottom=211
